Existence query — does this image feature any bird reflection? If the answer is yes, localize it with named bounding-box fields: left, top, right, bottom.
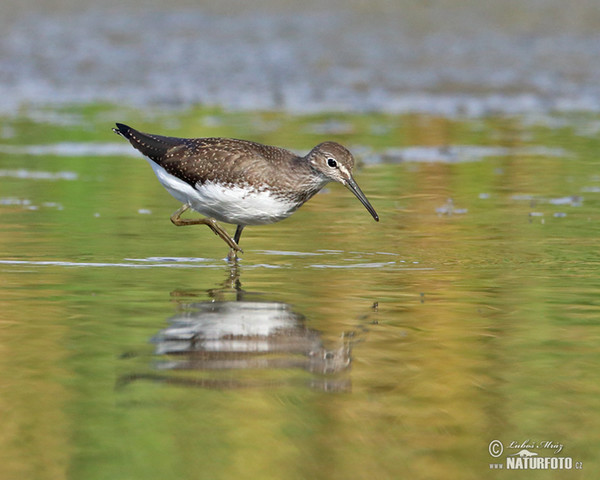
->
left=152, top=301, right=351, bottom=377
left=120, top=264, right=353, bottom=391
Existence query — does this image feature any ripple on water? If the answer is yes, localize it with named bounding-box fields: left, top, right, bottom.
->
left=0, top=169, right=78, bottom=180
left=0, top=197, right=64, bottom=210
left=0, top=143, right=135, bottom=157
left=0, top=252, right=427, bottom=271
left=125, top=257, right=214, bottom=263
left=255, top=250, right=325, bottom=257
left=0, top=259, right=222, bottom=269
left=309, top=261, right=398, bottom=269
left=362, top=145, right=570, bottom=165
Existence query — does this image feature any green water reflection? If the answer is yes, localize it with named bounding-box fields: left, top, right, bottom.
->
left=1, top=108, right=599, bottom=479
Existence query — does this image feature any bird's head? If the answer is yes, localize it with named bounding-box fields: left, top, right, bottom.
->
left=307, top=142, right=379, bottom=222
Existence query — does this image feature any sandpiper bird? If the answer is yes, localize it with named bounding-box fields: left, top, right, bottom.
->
left=113, top=123, right=379, bottom=259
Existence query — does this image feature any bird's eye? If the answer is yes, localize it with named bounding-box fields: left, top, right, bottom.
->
left=327, top=158, right=337, bottom=168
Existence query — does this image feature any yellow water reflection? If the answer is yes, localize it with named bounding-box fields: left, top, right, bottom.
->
left=1, top=109, right=599, bottom=478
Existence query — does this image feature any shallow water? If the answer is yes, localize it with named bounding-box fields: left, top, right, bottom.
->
left=2, top=1, right=600, bottom=477
left=1, top=106, right=599, bottom=479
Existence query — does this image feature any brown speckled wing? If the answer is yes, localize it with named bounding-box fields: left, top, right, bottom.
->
left=159, top=138, right=290, bottom=188
left=115, top=123, right=300, bottom=189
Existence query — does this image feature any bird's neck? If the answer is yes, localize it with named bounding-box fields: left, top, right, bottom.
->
left=271, top=158, right=328, bottom=204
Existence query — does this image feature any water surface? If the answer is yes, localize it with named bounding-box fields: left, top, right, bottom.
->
left=1, top=107, right=599, bottom=479
left=2, top=1, right=600, bottom=477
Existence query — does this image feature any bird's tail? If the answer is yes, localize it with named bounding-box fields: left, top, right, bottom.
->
left=112, top=123, right=185, bottom=159
left=112, top=122, right=132, bottom=138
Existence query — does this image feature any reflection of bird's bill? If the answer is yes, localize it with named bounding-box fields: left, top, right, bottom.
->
left=345, top=177, right=379, bottom=221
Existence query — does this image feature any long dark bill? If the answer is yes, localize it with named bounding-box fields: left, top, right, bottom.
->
left=345, top=177, right=379, bottom=222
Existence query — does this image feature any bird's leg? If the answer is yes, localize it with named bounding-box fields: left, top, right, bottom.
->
left=227, top=225, right=245, bottom=262
left=234, top=225, right=245, bottom=244
left=170, top=204, right=242, bottom=253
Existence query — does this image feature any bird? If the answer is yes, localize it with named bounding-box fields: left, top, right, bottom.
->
left=112, top=123, right=379, bottom=259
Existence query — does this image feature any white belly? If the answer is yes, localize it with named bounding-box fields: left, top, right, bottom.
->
left=147, top=159, right=298, bottom=225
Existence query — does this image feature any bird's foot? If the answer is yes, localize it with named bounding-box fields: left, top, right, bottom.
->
left=226, top=247, right=242, bottom=262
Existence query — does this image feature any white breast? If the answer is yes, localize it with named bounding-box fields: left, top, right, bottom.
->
left=146, top=159, right=298, bottom=226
